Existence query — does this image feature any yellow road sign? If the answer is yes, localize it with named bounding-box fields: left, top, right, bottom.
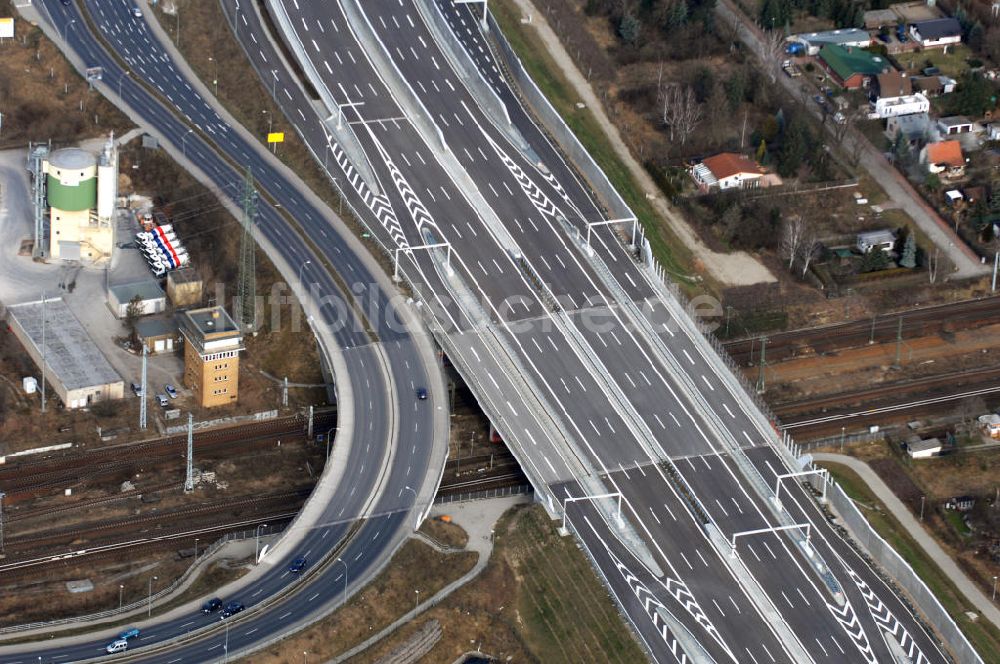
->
left=267, top=132, right=285, bottom=143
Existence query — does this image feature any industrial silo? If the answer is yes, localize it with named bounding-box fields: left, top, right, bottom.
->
left=45, top=147, right=112, bottom=262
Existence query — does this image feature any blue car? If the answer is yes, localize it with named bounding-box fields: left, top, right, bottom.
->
left=201, top=597, right=223, bottom=614
left=118, top=627, right=141, bottom=640
left=289, top=556, right=307, bottom=573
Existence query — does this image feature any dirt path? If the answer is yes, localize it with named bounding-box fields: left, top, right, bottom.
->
left=507, top=0, right=775, bottom=286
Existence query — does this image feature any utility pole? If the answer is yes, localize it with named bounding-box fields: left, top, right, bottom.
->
left=236, top=168, right=258, bottom=332
left=992, top=252, right=998, bottom=292
left=756, top=336, right=767, bottom=393
left=0, top=491, right=6, bottom=556
left=282, top=377, right=289, bottom=407
left=40, top=294, right=46, bottom=414
left=307, top=405, right=314, bottom=440
left=184, top=413, right=194, bottom=492
left=893, top=317, right=903, bottom=369
left=139, top=346, right=148, bottom=430
left=869, top=315, right=877, bottom=345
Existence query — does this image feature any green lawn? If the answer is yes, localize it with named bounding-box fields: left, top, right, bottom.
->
left=490, top=0, right=695, bottom=283
left=821, top=462, right=1000, bottom=658
left=895, top=44, right=976, bottom=80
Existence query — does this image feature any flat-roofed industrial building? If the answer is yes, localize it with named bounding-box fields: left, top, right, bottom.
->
left=5, top=297, right=124, bottom=409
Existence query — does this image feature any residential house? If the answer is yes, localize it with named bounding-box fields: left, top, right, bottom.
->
left=920, top=140, right=966, bottom=178
left=690, top=153, right=764, bottom=192
left=886, top=112, right=931, bottom=146
left=788, top=28, right=872, bottom=56
left=986, top=124, right=1000, bottom=142
left=944, top=496, right=975, bottom=511
left=876, top=70, right=911, bottom=98
left=856, top=229, right=896, bottom=254
left=817, top=44, right=891, bottom=90
left=873, top=93, right=930, bottom=119
left=909, top=18, right=962, bottom=49
left=911, top=75, right=957, bottom=97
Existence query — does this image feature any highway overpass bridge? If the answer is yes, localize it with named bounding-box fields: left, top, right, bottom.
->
left=2, top=0, right=980, bottom=662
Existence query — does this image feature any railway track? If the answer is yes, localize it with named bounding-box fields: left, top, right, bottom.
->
left=3, top=490, right=311, bottom=556
left=722, top=296, right=1000, bottom=366
left=0, top=413, right=332, bottom=502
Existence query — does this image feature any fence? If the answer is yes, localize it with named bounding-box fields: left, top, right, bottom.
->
left=0, top=523, right=287, bottom=635
left=434, top=484, right=533, bottom=505
left=814, top=473, right=984, bottom=664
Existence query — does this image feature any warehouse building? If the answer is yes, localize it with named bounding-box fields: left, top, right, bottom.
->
left=5, top=297, right=124, bottom=409
left=107, top=279, right=167, bottom=319
left=179, top=306, right=243, bottom=408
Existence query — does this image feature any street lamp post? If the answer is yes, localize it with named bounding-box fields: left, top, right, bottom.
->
left=208, top=56, right=219, bottom=97
left=118, top=70, right=129, bottom=99
left=147, top=575, right=158, bottom=617
left=298, top=259, right=312, bottom=293
left=993, top=576, right=997, bottom=601
left=63, top=19, right=76, bottom=42
left=181, top=128, right=194, bottom=157
left=119, top=584, right=124, bottom=611
left=254, top=523, right=268, bottom=564
left=403, top=485, right=419, bottom=528
left=920, top=495, right=925, bottom=521
left=325, top=426, right=337, bottom=460
left=336, top=557, right=348, bottom=606
left=414, top=588, right=420, bottom=612
left=194, top=537, right=199, bottom=558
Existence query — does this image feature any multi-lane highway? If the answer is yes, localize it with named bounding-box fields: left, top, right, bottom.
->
left=5, top=0, right=976, bottom=661
left=252, top=1, right=963, bottom=661
left=2, top=0, right=447, bottom=661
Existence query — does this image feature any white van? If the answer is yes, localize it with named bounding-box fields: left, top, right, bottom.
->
left=106, top=638, right=129, bottom=654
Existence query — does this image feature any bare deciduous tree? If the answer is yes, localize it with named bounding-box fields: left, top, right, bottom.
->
left=798, top=222, right=820, bottom=277
left=760, top=30, right=784, bottom=84
left=781, top=216, right=805, bottom=270
left=661, top=85, right=703, bottom=146
left=927, top=248, right=940, bottom=284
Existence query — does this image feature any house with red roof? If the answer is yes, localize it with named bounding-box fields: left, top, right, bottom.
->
left=919, top=140, right=966, bottom=178
left=691, top=153, right=765, bottom=192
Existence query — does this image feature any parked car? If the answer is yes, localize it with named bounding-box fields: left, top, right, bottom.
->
left=156, top=394, right=169, bottom=408
left=165, top=384, right=178, bottom=399
left=105, top=638, right=129, bottom=654
left=416, top=387, right=428, bottom=401
left=118, top=627, right=141, bottom=641
left=288, top=556, right=307, bottom=573
left=221, top=601, right=244, bottom=618
left=202, top=597, right=223, bottom=614
left=131, top=382, right=143, bottom=397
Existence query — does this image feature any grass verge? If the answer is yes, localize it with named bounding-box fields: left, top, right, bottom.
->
left=820, top=462, right=1000, bottom=658
left=357, top=504, right=645, bottom=663
left=489, top=0, right=695, bottom=284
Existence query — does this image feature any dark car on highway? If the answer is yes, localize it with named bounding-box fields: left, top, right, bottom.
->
left=288, top=556, right=307, bottom=573
left=220, top=601, right=244, bottom=618
left=201, top=598, right=223, bottom=614
left=416, top=387, right=427, bottom=400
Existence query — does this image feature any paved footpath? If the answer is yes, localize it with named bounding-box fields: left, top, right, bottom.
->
left=814, top=452, right=1000, bottom=629
left=329, top=494, right=531, bottom=663
left=506, top=0, right=775, bottom=287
